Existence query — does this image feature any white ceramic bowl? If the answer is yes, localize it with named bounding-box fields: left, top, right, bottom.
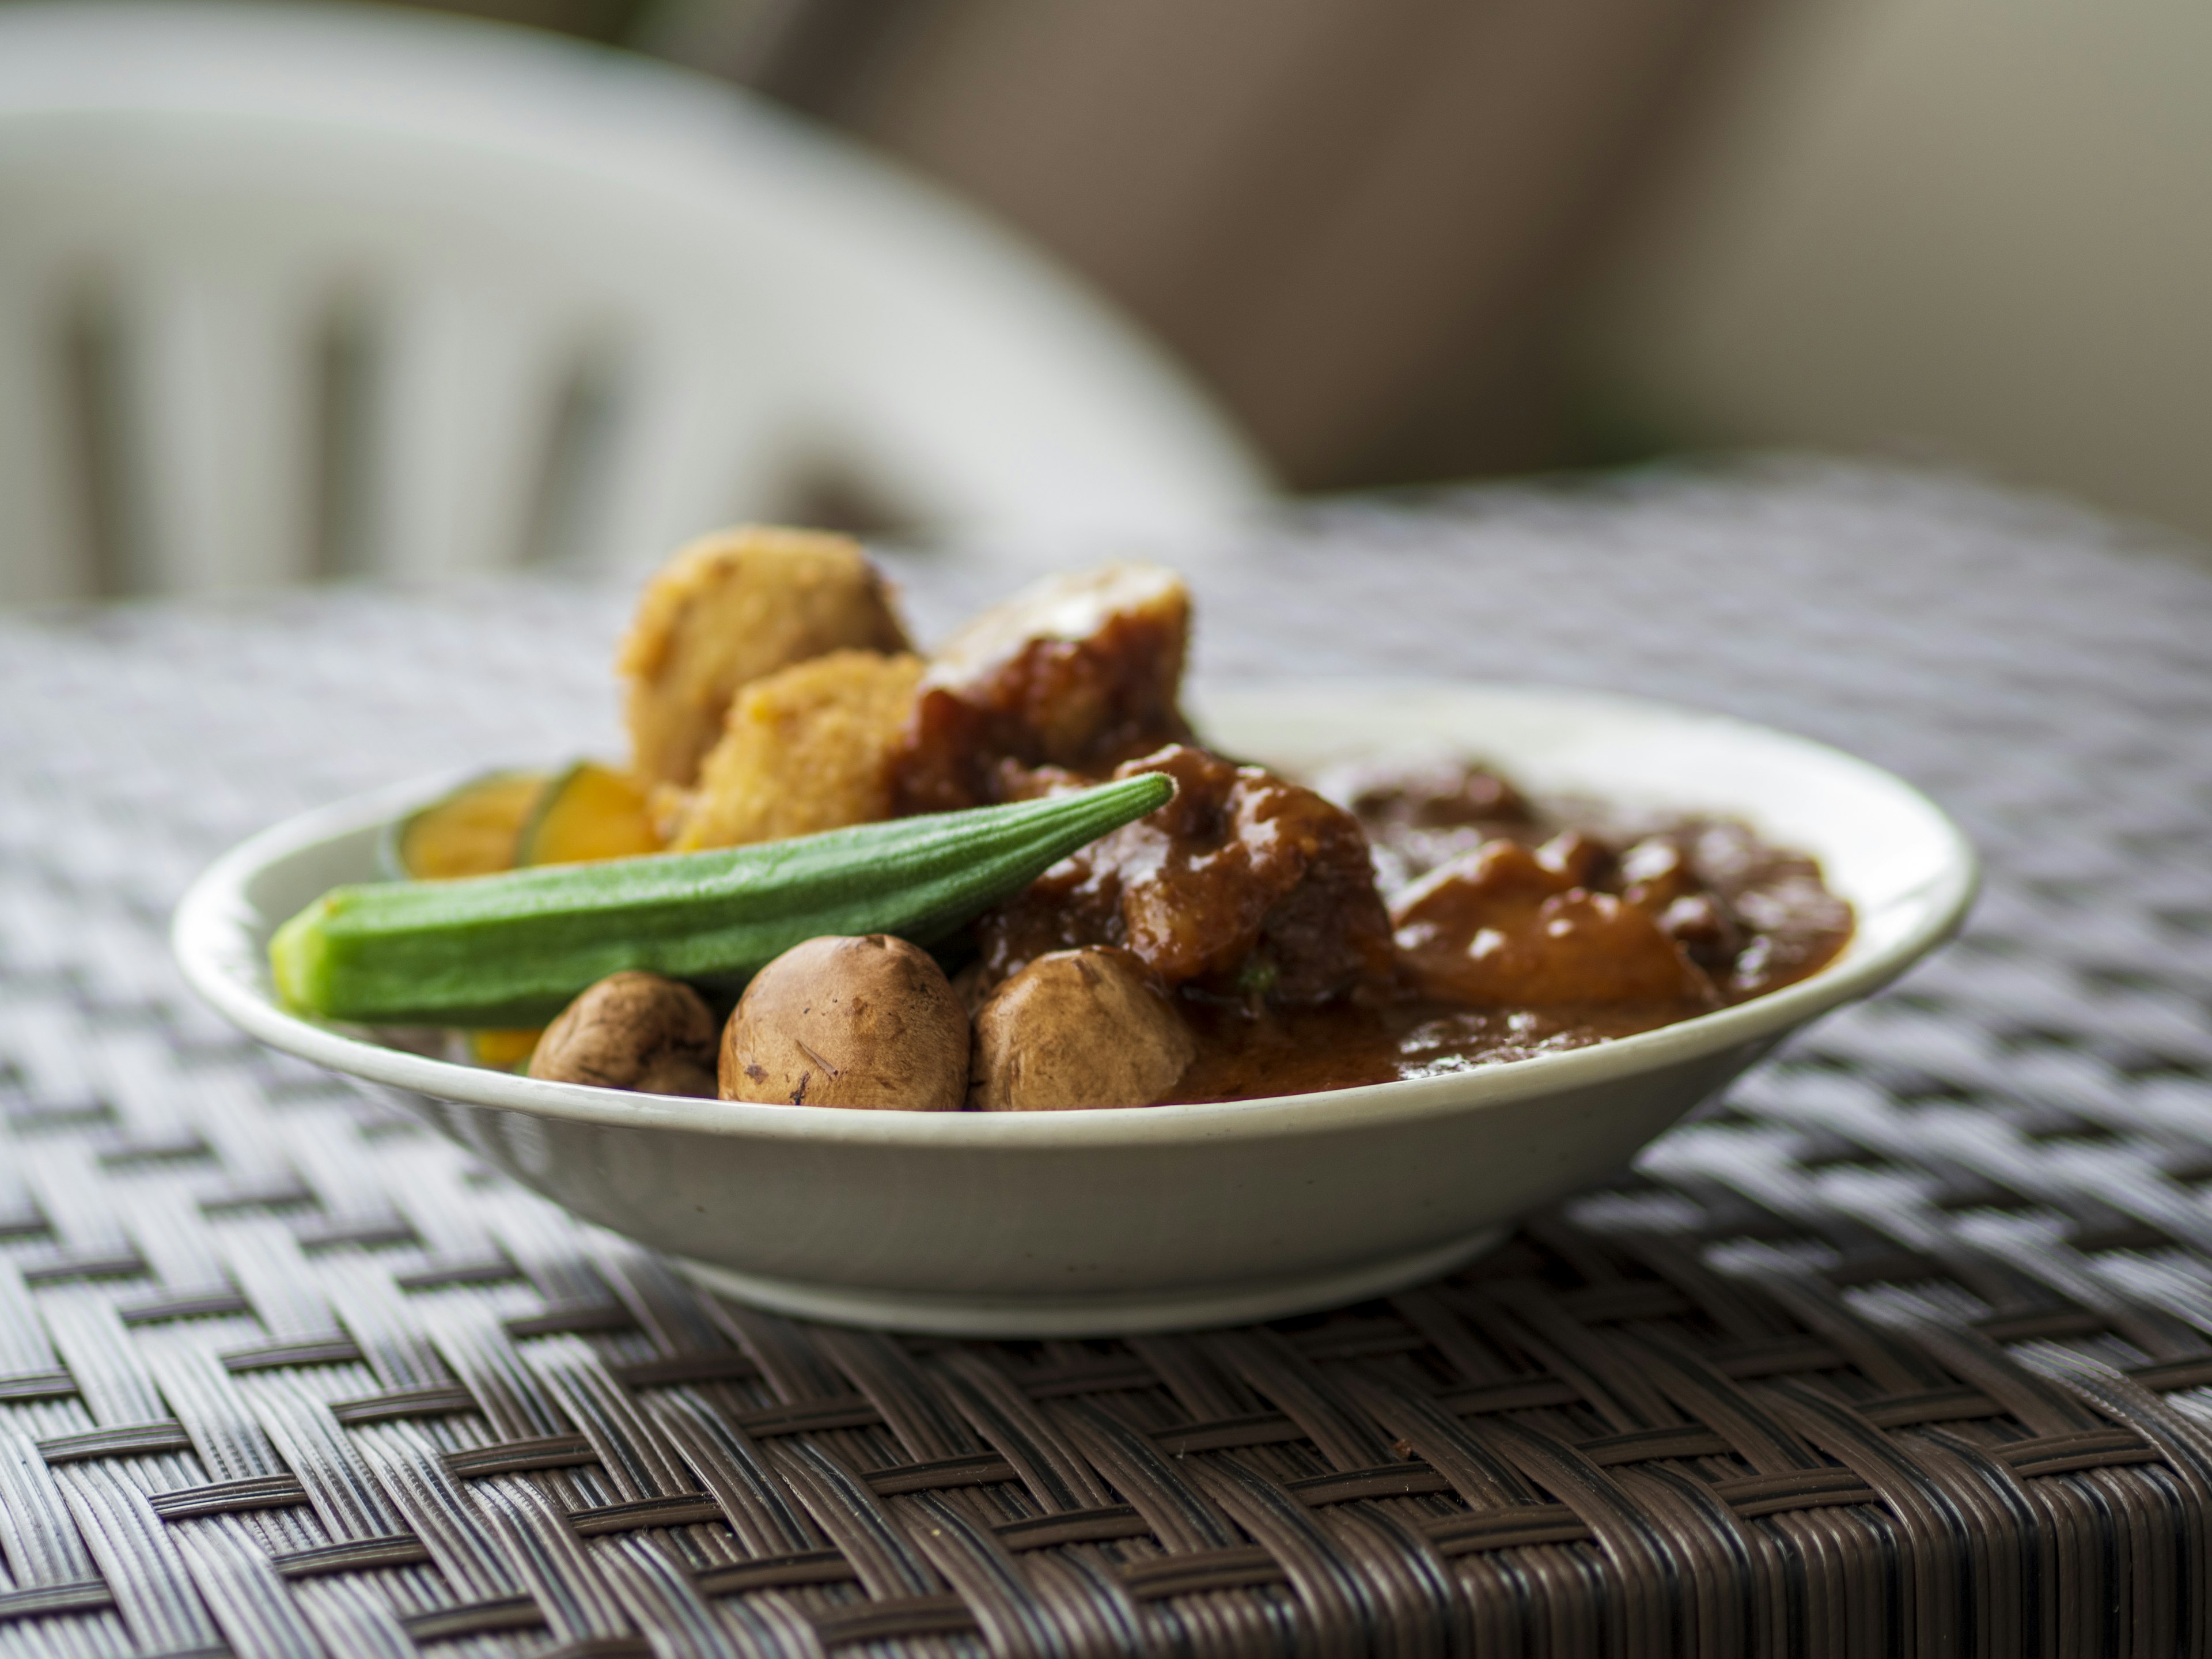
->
left=173, top=683, right=1975, bottom=1335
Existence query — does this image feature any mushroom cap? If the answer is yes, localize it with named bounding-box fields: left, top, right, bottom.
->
left=970, top=946, right=1196, bottom=1111
left=528, top=971, right=718, bottom=1097
left=720, top=934, right=968, bottom=1111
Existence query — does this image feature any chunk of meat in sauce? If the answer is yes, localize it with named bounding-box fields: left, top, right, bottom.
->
left=975, top=745, right=1395, bottom=1006
left=892, top=563, right=1193, bottom=813
left=1340, top=759, right=1532, bottom=831
left=1615, top=835, right=1743, bottom=972
left=1322, top=757, right=1535, bottom=895
left=1391, top=837, right=1719, bottom=1009
left=1351, top=758, right=1853, bottom=1005
left=1615, top=824, right=1850, bottom=996
left=1683, top=823, right=1853, bottom=997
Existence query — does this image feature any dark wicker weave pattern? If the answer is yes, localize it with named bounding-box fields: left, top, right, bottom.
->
left=4, top=464, right=2211, bottom=1657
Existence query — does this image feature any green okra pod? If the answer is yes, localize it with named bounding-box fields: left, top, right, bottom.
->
left=271, top=772, right=1171, bottom=1026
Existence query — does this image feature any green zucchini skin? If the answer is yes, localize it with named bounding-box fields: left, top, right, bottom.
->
left=271, top=772, right=1172, bottom=1027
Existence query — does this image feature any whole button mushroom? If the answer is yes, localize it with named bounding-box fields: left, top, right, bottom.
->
left=970, top=946, right=1196, bottom=1110
left=528, top=971, right=719, bottom=1097
left=721, top=934, right=968, bottom=1109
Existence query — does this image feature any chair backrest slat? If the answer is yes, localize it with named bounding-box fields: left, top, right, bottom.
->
left=365, top=282, right=577, bottom=583
left=591, top=346, right=809, bottom=579
left=0, top=277, right=92, bottom=603
left=120, top=262, right=323, bottom=594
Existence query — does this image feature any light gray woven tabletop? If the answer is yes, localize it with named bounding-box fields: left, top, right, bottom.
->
left=3, top=460, right=2211, bottom=1658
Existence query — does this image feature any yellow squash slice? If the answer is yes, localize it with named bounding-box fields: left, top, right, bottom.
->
left=468, top=1028, right=544, bottom=1070
left=380, top=771, right=547, bottom=881
left=516, top=762, right=661, bottom=867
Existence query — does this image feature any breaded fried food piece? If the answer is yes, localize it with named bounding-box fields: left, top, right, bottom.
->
left=672, top=651, right=926, bottom=850
left=892, top=562, right=1193, bottom=813
left=619, top=527, right=911, bottom=792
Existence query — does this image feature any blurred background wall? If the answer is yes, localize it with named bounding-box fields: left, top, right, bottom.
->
left=29, top=0, right=2212, bottom=540
left=1579, top=0, right=2212, bottom=546
left=645, top=0, right=2212, bottom=539
left=639, top=0, right=1766, bottom=494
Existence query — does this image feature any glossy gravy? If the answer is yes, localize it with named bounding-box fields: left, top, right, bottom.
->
left=1149, top=760, right=1854, bottom=1103
left=1162, top=997, right=1706, bottom=1103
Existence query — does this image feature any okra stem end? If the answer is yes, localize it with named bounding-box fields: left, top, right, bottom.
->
left=269, top=900, right=332, bottom=1016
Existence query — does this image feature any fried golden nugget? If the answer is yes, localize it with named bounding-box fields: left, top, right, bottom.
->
left=672, top=651, right=927, bottom=850
left=619, top=527, right=911, bottom=791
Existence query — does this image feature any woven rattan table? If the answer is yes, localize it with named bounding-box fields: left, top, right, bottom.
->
left=5, top=462, right=2211, bottom=1658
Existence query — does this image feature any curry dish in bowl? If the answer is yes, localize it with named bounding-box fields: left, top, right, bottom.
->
left=177, top=525, right=1966, bottom=1332
left=255, top=527, right=1851, bottom=1112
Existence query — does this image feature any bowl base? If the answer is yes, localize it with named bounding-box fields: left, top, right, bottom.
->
left=672, top=1226, right=1512, bottom=1337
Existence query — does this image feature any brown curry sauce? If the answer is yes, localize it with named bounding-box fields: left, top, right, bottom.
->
left=978, top=753, right=1851, bottom=1104
left=1161, top=770, right=1853, bottom=1102
left=892, top=563, right=1853, bottom=1105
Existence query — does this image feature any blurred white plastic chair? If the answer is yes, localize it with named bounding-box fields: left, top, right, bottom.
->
left=0, top=2, right=1271, bottom=603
